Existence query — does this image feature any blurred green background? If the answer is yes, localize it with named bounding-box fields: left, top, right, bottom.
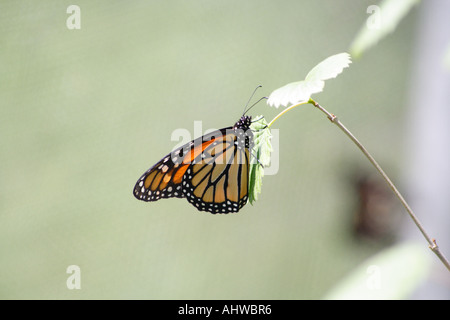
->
left=0, top=0, right=421, bottom=299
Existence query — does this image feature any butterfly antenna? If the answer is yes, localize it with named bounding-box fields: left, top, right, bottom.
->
left=242, top=85, right=262, bottom=115
left=243, top=96, right=268, bottom=116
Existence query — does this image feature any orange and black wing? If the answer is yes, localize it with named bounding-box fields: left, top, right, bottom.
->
left=182, top=127, right=251, bottom=213
left=133, top=115, right=253, bottom=214
left=133, top=128, right=224, bottom=202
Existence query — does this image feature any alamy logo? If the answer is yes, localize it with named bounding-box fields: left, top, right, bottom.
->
left=66, top=5, right=81, bottom=30
left=66, top=265, right=81, bottom=289
left=366, top=265, right=381, bottom=290
left=170, top=121, right=279, bottom=175
left=366, top=5, right=381, bottom=30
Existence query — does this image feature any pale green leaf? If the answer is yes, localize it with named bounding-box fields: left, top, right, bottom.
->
left=350, top=0, right=420, bottom=58
left=248, top=116, right=272, bottom=205
left=305, top=52, right=352, bottom=81
left=267, top=53, right=351, bottom=108
left=323, top=242, right=431, bottom=300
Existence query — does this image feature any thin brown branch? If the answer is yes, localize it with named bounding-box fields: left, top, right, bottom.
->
left=310, top=99, right=450, bottom=272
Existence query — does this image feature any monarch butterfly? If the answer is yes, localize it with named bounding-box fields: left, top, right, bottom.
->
left=133, top=115, right=254, bottom=214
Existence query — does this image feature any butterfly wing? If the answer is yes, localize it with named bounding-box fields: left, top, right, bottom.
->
left=133, top=128, right=225, bottom=202
left=134, top=116, right=253, bottom=214
left=183, top=127, right=251, bottom=213
left=133, top=150, right=185, bottom=201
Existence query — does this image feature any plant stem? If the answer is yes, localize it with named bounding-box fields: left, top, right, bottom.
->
left=267, top=101, right=308, bottom=128
left=309, top=98, right=450, bottom=272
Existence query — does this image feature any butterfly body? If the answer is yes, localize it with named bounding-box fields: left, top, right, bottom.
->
left=133, top=115, right=253, bottom=214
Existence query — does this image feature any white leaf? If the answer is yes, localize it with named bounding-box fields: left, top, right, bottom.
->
left=305, top=52, right=352, bottom=81
left=267, top=53, right=352, bottom=108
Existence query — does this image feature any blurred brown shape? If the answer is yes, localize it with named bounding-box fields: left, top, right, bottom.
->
left=352, top=173, right=400, bottom=242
